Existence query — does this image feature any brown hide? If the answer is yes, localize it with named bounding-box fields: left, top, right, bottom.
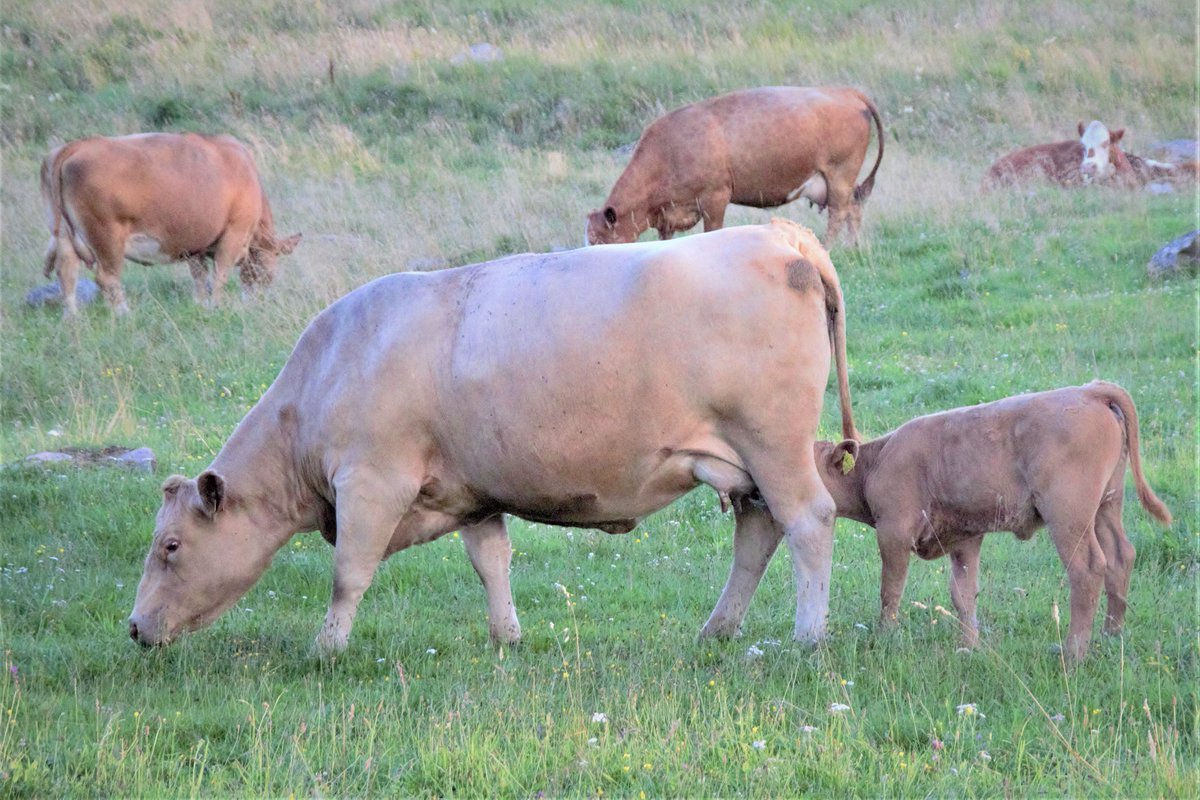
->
left=586, top=86, right=883, bottom=247
left=815, top=381, right=1170, bottom=662
left=130, top=220, right=858, bottom=655
left=40, top=133, right=300, bottom=316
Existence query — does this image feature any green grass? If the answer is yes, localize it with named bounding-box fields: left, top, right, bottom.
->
left=1, top=0, right=1197, bottom=796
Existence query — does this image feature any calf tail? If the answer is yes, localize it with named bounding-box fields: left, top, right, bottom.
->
left=1091, top=381, right=1172, bottom=526
left=852, top=90, right=885, bottom=205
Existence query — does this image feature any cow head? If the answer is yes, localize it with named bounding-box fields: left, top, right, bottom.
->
left=244, top=230, right=302, bottom=287
left=585, top=206, right=641, bottom=246
left=128, top=472, right=276, bottom=647
left=1078, top=120, right=1126, bottom=184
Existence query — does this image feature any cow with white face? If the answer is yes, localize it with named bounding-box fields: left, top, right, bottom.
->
left=1078, top=120, right=1128, bottom=184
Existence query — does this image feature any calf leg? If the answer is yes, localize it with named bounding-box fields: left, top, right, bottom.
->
left=948, top=536, right=984, bottom=647
left=823, top=181, right=856, bottom=246
left=316, top=473, right=416, bottom=656
left=1045, top=514, right=1107, bottom=662
left=699, top=503, right=783, bottom=638
left=461, top=515, right=522, bottom=645
left=701, top=190, right=731, bottom=232
left=92, top=244, right=129, bottom=316
left=1094, top=498, right=1136, bottom=636
left=876, top=527, right=912, bottom=627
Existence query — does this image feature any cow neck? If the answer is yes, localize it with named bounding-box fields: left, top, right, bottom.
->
left=207, top=400, right=318, bottom=547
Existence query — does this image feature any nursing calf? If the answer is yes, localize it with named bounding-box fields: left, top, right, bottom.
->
left=815, top=382, right=1171, bottom=662
left=130, top=220, right=859, bottom=655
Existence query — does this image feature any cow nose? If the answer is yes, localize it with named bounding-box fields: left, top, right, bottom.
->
left=129, top=620, right=140, bottom=642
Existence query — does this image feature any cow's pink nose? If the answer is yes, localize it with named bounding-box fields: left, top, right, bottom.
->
left=129, top=620, right=140, bottom=641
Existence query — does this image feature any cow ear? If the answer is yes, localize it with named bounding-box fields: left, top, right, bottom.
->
left=1077, top=121, right=1085, bottom=137
left=830, top=440, right=860, bottom=475
left=196, top=470, right=226, bottom=517
left=161, top=474, right=188, bottom=497
left=1110, top=128, right=1124, bottom=144
left=604, top=206, right=617, bottom=226
left=277, top=233, right=302, bottom=256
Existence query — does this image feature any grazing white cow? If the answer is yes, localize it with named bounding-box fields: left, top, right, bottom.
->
left=130, top=220, right=860, bottom=655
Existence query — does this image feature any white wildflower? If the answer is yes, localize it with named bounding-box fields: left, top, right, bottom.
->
left=829, top=703, right=851, bottom=713
left=752, top=740, right=766, bottom=751
left=591, top=712, right=607, bottom=724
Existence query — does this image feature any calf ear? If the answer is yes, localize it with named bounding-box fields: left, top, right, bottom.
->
left=161, top=474, right=188, bottom=497
left=197, top=470, right=226, bottom=517
left=1110, top=128, right=1125, bottom=144
left=1077, top=121, right=1085, bottom=137
left=830, top=440, right=860, bottom=475
left=604, top=206, right=617, bottom=226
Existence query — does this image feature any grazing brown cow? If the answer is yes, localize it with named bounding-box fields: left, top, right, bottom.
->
left=130, top=220, right=860, bottom=655
left=585, top=86, right=884, bottom=247
left=41, top=133, right=300, bottom=316
left=984, top=120, right=1134, bottom=187
left=814, top=382, right=1171, bottom=663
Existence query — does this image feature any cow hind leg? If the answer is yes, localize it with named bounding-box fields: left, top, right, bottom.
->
left=209, top=232, right=251, bottom=307
left=461, top=515, right=522, bottom=645
left=1094, top=495, right=1135, bottom=636
left=49, top=237, right=83, bottom=318
left=315, top=473, right=417, bottom=657
left=823, top=182, right=856, bottom=247
left=699, top=503, right=783, bottom=639
left=92, top=244, right=130, bottom=316
left=701, top=190, right=731, bottom=232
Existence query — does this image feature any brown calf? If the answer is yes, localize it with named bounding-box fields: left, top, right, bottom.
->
left=815, top=382, right=1171, bottom=662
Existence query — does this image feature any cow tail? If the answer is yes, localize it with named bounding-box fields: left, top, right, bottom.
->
left=40, top=148, right=64, bottom=277
left=812, top=253, right=860, bottom=443
left=1092, top=381, right=1172, bottom=526
left=852, top=91, right=885, bottom=205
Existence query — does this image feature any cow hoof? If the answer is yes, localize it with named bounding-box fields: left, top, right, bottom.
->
left=314, top=627, right=349, bottom=659
left=697, top=620, right=741, bottom=640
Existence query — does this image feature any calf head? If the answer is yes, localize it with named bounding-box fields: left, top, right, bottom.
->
left=585, top=206, right=641, bottom=245
left=813, top=439, right=868, bottom=521
left=1078, top=120, right=1126, bottom=183
left=129, top=472, right=273, bottom=646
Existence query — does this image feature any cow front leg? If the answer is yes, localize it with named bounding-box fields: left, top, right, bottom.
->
left=315, top=477, right=413, bottom=657
left=780, top=494, right=837, bottom=642
left=461, top=515, right=521, bottom=645
left=701, top=190, right=731, bottom=232
left=209, top=233, right=251, bottom=307
left=948, top=535, right=983, bottom=648
left=699, top=503, right=783, bottom=638
left=187, top=256, right=211, bottom=304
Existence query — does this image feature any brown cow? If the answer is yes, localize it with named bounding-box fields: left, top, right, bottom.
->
left=814, top=382, right=1171, bottom=662
left=41, top=133, right=300, bottom=316
left=585, top=86, right=884, bottom=247
left=984, top=120, right=1133, bottom=187
left=129, top=220, right=860, bottom=655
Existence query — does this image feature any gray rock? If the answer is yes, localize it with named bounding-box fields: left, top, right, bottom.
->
left=25, top=278, right=99, bottom=308
left=1147, top=230, right=1200, bottom=279
left=1147, top=139, right=1198, bottom=164
left=110, top=447, right=157, bottom=473
left=451, top=43, right=503, bottom=65
left=25, top=451, right=73, bottom=463
left=1144, top=181, right=1175, bottom=195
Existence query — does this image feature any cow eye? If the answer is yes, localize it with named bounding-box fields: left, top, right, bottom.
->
left=165, top=539, right=181, bottom=554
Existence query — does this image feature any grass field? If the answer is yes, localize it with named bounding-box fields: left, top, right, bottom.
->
left=1, top=0, right=1197, bottom=796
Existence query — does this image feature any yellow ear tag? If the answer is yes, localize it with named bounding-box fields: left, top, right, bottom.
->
left=839, top=451, right=856, bottom=475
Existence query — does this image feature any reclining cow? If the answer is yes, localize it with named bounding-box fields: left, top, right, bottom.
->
left=814, top=382, right=1171, bottom=662
left=130, top=219, right=860, bottom=656
left=985, top=120, right=1196, bottom=190
left=41, top=132, right=300, bottom=316
left=585, top=86, right=884, bottom=247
